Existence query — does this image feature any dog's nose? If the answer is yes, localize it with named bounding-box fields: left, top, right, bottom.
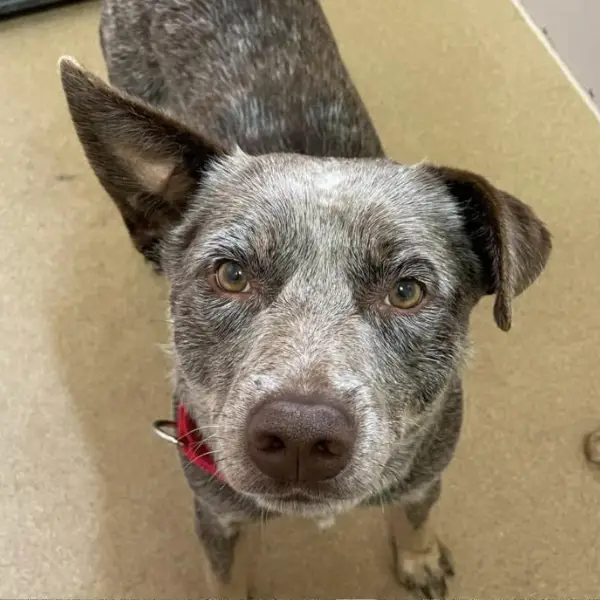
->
left=246, top=394, right=356, bottom=483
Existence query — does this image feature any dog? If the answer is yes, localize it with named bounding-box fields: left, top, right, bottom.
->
left=58, top=0, right=552, bottom=597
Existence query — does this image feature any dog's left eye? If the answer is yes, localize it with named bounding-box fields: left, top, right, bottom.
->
left=214, top=261, right=251, bottom=294
left=385, top=279, right=425, bottom=311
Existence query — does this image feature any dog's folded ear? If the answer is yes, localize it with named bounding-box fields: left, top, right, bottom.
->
left=59, top=57, right=226, bottom=269
left=424, top=165, right=552, bottom=331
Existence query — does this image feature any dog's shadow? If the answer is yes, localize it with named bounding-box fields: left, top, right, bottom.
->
left=43, top=191, right=213, bottom=596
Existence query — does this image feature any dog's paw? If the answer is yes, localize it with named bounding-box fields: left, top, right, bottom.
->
left=395, top=537, right=454, bottom=599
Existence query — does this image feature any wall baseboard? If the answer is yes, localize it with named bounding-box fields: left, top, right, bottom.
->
left=513, top=0, right=600, bottom=122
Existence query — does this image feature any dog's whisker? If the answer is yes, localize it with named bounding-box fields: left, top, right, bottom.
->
left=176, top=427, right=222, bottom=443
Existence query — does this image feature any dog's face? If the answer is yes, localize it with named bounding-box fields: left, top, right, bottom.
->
left=167, top=153, right=477, bottom=514
left=60, top=60, right=551, bottom=517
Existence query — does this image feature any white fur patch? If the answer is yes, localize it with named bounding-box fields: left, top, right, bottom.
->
left=315, top=514, right=336, bottom=530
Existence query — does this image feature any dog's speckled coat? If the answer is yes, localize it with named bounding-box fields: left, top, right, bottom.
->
left=59, top=1, right=551, bottom=597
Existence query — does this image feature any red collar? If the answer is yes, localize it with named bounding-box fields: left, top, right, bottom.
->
left=177, top=404, right=223, bottom=480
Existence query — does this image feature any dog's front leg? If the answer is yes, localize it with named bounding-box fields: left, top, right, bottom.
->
left=388, top=480, right=454, bottom=599
left=194, top=498, right=252, bottom=599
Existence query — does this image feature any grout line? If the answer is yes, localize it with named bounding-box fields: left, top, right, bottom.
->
left=511, top=0, right=600, bottom=125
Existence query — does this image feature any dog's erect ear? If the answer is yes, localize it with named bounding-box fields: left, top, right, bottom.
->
left=59, top=57, right=226, bottom=269
left=425, top=165, right=551, bottom=331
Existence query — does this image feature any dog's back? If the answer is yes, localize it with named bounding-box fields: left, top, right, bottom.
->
left=100, top=0, right=383, bottom=158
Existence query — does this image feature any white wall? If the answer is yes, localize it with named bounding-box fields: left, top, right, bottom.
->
left=518, top=0, right=600, bottom=109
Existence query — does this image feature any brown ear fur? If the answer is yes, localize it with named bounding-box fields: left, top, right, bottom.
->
left=59, top=57, right=225, bottom=269
left=426, top=165, right=552, bottom=331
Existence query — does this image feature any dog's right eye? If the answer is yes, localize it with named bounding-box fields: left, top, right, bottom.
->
left=214, top=261, right=251, bottom=294
left=385, top=279, right=426, bottom=311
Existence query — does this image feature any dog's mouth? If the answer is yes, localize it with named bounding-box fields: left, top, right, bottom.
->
left=248, top=488, right=362, bottom=517
left=264, top=491, right=322, bottom=504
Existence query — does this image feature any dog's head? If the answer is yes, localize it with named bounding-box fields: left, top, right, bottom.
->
left=60, top=59, right=551, bottom=516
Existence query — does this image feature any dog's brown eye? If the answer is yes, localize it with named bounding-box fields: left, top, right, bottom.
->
left=215, top=261, right=250, bottom=293
left=386, top=279, right=425, bottom=310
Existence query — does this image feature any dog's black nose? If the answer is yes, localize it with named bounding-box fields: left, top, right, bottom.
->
left=246, top=393, right=356, bottom=483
